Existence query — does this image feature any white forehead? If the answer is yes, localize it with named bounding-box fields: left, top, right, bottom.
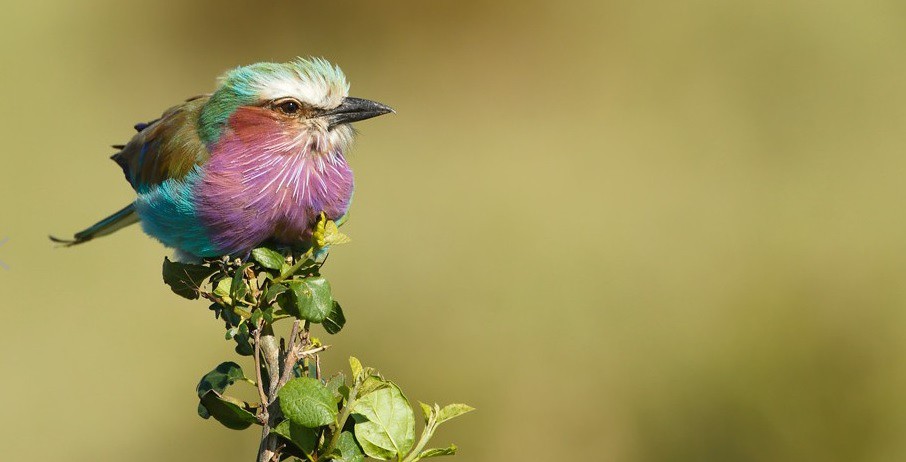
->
left=221, top=57, right=350, bottom=109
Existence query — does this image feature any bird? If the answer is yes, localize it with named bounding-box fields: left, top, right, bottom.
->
left=52, top=57, right=393, bottom=260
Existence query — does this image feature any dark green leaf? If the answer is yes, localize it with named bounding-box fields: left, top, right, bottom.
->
left=261, top=305, right=275, bottom=324
left=278, top=377, right=338, bottom=428
left=196, top=362, right=244, bottom=398
left=162, top=258, right=218, bottom=299
left=251, top=247, right=285, bottom=270
left=280, top=277, right=333, bottom=323
left=292, top=362, right=306, bottom=379
left=221, top=305, right=242, bottom=328
left=197, top=402, right=210, bottom=419
left=332, top=431, right=365, bottom=462
left=436, top=404, right=475, bottom=424
left=273, top=419, right=318, bottom=454
left=207, top=302, right=223, bottom=319
left=323, top=301, right=346, bottom=334
left=225, top=326, right=239, bottom=340
left=198, top=390, right=258, bottom=430
left=352, top=383, right=415, bottom=460
left=418, top=445, right=458, bottom=459
left=233, top=324, right=253, bottom=356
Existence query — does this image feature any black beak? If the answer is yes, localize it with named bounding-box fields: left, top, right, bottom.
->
left=322, top=97, right=394, bottom=129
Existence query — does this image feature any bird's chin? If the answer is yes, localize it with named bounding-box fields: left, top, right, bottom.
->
left=282, top=124, right=355, bottom=159
left=322, top=124, right=356, bottom=154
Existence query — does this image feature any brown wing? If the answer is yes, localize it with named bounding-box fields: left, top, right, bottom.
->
left=111, top=95, right=211, bottom=190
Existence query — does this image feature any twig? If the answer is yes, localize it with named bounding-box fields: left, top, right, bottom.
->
left=300, top=344, right=331, bottom=357
left=252, top=322, right=268, bottom=419
left=316, top=353, right=322, bottom=380
left=254, top=321, right=274, bottom=462
left=259, top=324, right=281, bottom=462
left=276, top=320, right=302, bottom=390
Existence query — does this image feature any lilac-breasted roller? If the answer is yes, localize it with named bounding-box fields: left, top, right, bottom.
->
left=53, top=58, right=392, bottom=260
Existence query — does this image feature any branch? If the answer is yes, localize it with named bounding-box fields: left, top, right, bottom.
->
left=299, top=344, right=330, bottom=357
left=259, top=324, right=281, bottom=462
left=254, top=321, right=275, bottom=462
left=253, top=322, right=268, bottom=420
left=276, top=320, right=302, bottom=390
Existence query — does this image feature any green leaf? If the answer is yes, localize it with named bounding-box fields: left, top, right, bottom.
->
left=251, top=247, right=285, bottom=270
left=418, top=445, right=458, bottom=459
left=292, top=362, right=306, bottom=379
left=349, top=357, right=363, bottom=380
left=280, top=262, right=293, bottom=278
left=225, top=326, right=239, bottom=340
left=352, top=383, right=415, bottom=460
left=233, top=324, right=253, bottom=356
left=230, top=263, right=252, bottom=301
left=213, top=277, right=232, bottom=302
left=220, top=304, right=242, bottom=328
left=233, top=305, right=252, bottom=321
left=198, top=390, right=258, bottom=430
left=280, top=258, right=320, bottom=279
left=358, top=375, right=389, bottom=396
left=418, top=402, right=435, bottom=425
left=196, top=362, right=245, bottom=398
left=436, top=404, right=475, bottom=424
left=324, top=301, right=346, bottom=334
left=249, top=308, right=262, bottom=325
left=313, top=214, right=351, bottom=247
left=280, top=277, right=333, bottom=322
left=261, top=305, right=275, bottom=324
left=197, top=362, right=247, bottom=418
left=273, top=419, right=318, bottom=454
left=278, top=377, right=338, bottom=428
left=263, top=283, right=288, bottom=304
left=326, top=373, right=347, bottom=401
left=332, top=431, right=365, bottom=462
left=162, top=258, right=218, bottom=299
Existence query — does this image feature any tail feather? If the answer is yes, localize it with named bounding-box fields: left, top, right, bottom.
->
left=50, top=203, right=140, bottom=246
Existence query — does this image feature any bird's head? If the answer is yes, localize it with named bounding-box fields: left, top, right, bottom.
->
left=198, top=57, right=392, bottom=155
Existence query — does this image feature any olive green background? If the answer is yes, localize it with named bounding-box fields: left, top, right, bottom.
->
left=2, top=1, right=906, bottom=460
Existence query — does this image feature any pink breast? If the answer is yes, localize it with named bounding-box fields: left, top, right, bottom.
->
left=195, top=107, right=355, bottom=253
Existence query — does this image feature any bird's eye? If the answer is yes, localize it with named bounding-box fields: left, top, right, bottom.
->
left=274, top=99, right=303, bottom=115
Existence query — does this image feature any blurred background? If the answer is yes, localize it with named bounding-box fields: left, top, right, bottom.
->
left=2, top=0, right=906, bottom=460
